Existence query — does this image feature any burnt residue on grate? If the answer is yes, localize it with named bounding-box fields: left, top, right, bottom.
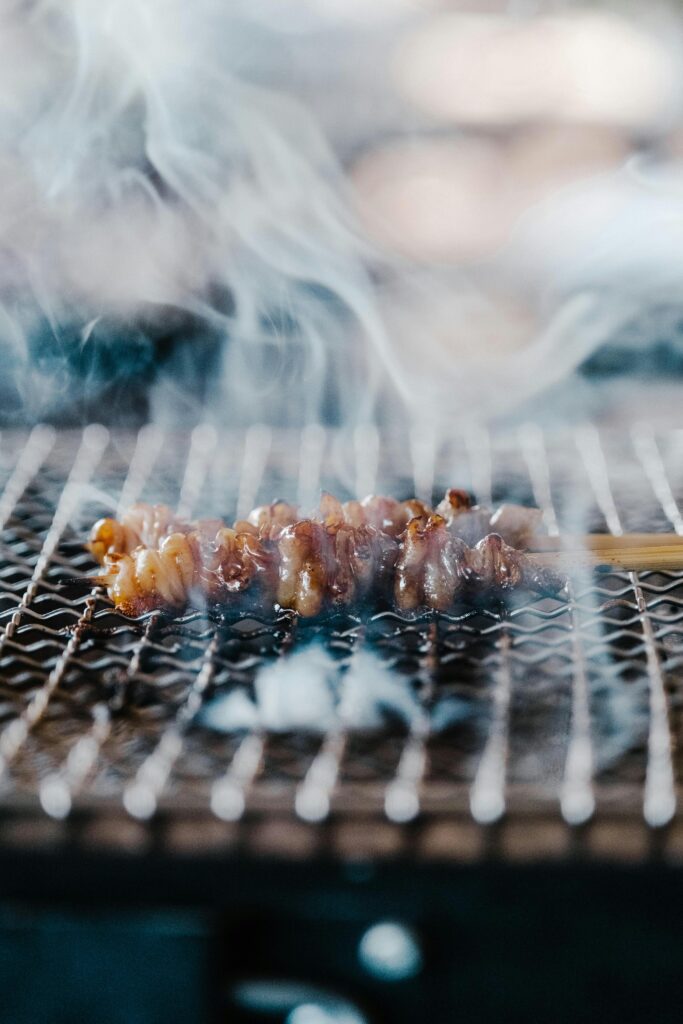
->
left=0, top=422, right=681, bottom=860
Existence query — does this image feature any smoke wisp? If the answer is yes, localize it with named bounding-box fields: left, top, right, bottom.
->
left=1, top=1, right=683, bottom=427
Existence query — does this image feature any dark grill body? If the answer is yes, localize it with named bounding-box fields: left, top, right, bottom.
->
left=2, top=421, right=683, bottom=1023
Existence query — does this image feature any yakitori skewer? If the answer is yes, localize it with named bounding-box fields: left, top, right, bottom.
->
left=81, top=491, right=683, bottom=618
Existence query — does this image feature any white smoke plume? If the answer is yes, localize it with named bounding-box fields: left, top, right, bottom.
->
left=1, top=1, right=683, bottom=427
left=0, top=0, right=394, bottom=424
left=199, top=644, right=472, bottom=734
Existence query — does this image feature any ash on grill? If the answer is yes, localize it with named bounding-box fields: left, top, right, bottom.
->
left=0, top=421, right=681, bottom=860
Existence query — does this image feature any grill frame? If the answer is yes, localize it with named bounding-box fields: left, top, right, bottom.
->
left=1, top=420, right=683, bottom=863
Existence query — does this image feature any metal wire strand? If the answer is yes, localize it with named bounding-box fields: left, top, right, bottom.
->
left=577, top=425, right=676, bottom=828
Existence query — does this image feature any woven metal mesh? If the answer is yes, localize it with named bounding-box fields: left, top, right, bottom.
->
left=0, top=421, right=682, bottom=859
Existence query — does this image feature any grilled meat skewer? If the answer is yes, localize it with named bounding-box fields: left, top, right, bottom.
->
left=89, top=489, right=545, bottom=563
left=395, top=515, right=561, bottom=612
left=87, top=494, right=563, bottom=617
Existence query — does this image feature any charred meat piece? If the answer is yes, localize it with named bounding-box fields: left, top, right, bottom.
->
left=236, top=500, right=300, bottom=541
left=488, top=504, right=545, bottom=550
left=86, top=492, right=561, bottom=617
left=358, top=494, right=430, bottom=536
left=277, top=518, right=397, bottom=616
left=329, top=521, right=397, bottom=605
left=394, top=520, right=565, bottom=612
left=319, top=492, right=431, bottom=537
left=435, top=490, right=493, bottom=547
left=394, top=515, right=468, bottom=612
left=467, top=533, right=565, bottom=599
left=89, top=504, right=194, bottom=563
left=277, top=520, right=331, bottom=618
left=88, top=517, right=140, bottom=565
left=436, top=489, right=544, bottom=549
left=97, top=527, right=277, bottom=617
left=434, top=488, right=471, bottom=514
left=209, top=528, right=278, bottom=603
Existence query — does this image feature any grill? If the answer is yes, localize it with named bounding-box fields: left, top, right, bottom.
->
left=2, top=418, right=683, bottom=865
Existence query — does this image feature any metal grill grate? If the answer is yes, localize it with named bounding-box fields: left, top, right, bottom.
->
left=1, top=421, right=683, bottom=862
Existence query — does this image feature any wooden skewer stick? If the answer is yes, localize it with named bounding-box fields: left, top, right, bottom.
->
left=75, top=532, right=683, bottom=590
left=532, top=545, right=683, bottom=574
left=530, top=533, right=683, bottom=553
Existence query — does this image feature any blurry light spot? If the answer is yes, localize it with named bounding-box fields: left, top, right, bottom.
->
left=470, top=785, right=505, bottom=825
left=123, top=783, right=156, bottom=820
left=295, top=786, right=330, bottom=822
left=373, top=283, right=539, bottom=421
left=210, top=780, right=245, bottom=821
left=232, top=982, right=368, bottom=1024
left=351, top=138, right=508, bottom=262
left=351, top=129, right=627, bottom=264
left=358, top=921, right=423, bottom=981
left=561, top=785, right=595, bottom=826
left=39, top=777, right=71, bottom=820
left=644, top=788, right=676, bottom=828
left=288, top=1002, right=367, bottom=1024
left=506, top=126, right=628, bottom=198
left=396, top=12, right=677, bottom=128
left=384, top=781, right=419, bottom=822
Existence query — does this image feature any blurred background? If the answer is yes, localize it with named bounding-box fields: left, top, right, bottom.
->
left=3, top=0, right=683, bottom=428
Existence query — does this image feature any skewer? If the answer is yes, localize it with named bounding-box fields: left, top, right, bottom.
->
left=531, top=532, right=683, bottom=572
left=76, top=535, right=683, bottom=594
left=532, top=545, right=683, bottom=574
left=530, top=533, right=683, bottom=552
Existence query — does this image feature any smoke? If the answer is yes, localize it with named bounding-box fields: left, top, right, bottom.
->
left=200, top=644, right=472, bottom=734
left=1, top=1, right=683, bottom=428
left=0, top=0, right=394, bottom=424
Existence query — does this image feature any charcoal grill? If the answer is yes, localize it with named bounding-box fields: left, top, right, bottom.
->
left=1, top=418, right=683, bottom=859
left=3, top=418, right=683, bottom=1023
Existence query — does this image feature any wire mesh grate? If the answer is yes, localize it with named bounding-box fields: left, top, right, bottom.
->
left=0, top=422, right=682, bottom=860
